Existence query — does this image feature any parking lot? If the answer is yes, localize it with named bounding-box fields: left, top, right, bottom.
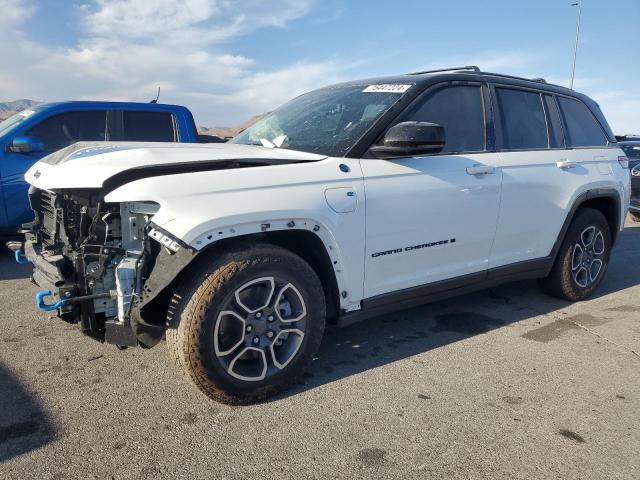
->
left=0, top=220, right=638, bottom=479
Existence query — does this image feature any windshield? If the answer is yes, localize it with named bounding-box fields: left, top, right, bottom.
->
left=231, top=83, right=413, bottom=157
left=0, top=107, right=40, bottom=137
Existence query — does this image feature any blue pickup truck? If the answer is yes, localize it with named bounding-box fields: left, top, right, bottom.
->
left=0, top=101, right=211, bottom=234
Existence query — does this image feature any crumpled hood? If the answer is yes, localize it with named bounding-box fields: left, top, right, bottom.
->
left=25, top=141, right=327, bottom=190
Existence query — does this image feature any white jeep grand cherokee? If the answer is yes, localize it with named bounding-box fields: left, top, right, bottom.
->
left=13, top=66, right=631, bottom=403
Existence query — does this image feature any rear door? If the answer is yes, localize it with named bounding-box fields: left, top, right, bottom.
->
left=361, top=82, right=503, bottom=298
left=108, top=110, right=178, bottom=142
left=488, top=86, right=612, bottom=269
left=1, top=110, right=107, bottom=228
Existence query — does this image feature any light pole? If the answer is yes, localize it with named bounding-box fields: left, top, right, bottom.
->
left=570, top=0, right=583, bottom=90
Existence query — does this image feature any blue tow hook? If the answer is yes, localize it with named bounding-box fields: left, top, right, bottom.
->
left=36, top=290, right=67, bottom=312
left=15, top=249, right=29, bottom=265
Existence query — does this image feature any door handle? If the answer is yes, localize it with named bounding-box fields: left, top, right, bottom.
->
left=556, top=159, right=577, bottom=169
left=466, top=165, right=495, bottom=175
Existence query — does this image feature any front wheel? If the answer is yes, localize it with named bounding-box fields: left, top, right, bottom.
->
left=539, top=208, right=612, bottom=301
left=166, top=244, right=326, bottom=404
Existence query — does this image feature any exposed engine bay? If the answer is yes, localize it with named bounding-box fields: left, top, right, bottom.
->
left=18, top=187, right=170, bottom=347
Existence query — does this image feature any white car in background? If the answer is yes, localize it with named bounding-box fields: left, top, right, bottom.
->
left=11, top=66, right=630, bottom=403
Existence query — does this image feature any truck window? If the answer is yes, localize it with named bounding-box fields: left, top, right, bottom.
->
left=25, top=111, right=107, bottom=151
left=399, top=85, right=485, bottom=153
left=557, top=97, right=608, bottom=147
left=122, top=111, right=177, bottom=142
left=495, top=88, right=548, bottom=150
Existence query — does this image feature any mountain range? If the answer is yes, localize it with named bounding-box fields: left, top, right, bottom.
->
left=0, top=100, right=263, bottom=138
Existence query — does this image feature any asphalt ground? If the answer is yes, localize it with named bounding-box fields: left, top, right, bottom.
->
left=0, top=220, right=638, bottom=479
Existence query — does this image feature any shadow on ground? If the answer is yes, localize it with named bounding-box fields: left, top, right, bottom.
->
left=276, top=220, right=640, bottom=401
left=0, top=363, right=56, bottom=462
left=274, top=281, right=568, bottom=400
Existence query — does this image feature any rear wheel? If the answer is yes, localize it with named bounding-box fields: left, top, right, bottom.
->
left=166, top=244, right=325, bottom=404
left=539, top=208, right=611, bottom=301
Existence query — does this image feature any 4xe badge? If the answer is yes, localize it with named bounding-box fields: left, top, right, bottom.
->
left=148, top=228, right=181, bottom=252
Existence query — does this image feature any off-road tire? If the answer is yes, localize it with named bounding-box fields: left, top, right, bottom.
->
left=166, top=243, right=326, bottom=404
left=539, top=208, right=611, bottom=301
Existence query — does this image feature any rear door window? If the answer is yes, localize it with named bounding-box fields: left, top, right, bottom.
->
left=557, top=97, right=608, bottom=147
left=398, top=84, right=486, bottom=153
left=25, top=111, right=107, bottom=151
left=118, top=111, right=177, bottom=142
left=495, top=88, right=548, bottom=150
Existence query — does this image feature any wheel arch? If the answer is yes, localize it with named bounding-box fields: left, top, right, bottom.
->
left=550, top=188, right=623, bottom=263
left=133, top=226, right=344, bottom=346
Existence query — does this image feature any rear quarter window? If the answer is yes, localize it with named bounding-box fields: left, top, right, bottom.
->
left=557, top=97, right=608, bottom=147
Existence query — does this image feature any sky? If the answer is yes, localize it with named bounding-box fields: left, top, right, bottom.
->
left=0, top=0, right=638, bottom=133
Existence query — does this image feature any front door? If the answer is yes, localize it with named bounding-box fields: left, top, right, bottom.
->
left=0, top=110, right=107, bottom=228
left=361, top=83, right=502, bottom=298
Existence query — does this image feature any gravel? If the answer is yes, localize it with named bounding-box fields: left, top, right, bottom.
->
left=0, top=220, right=638, bottom=479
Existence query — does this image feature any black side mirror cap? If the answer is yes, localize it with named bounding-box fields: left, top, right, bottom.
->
left=369, top=121, right=445, bottom=159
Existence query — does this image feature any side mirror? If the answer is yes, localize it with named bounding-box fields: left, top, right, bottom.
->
left=9, top=136, right=44, bottom=153
left=369, top=121, right=445, bottom=159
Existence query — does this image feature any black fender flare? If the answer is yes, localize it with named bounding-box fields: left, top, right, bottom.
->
left=549, top=187, right=622, bottom=265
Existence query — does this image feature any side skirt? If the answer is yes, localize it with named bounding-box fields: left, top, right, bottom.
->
left=338, top=257, right=553, bottom=327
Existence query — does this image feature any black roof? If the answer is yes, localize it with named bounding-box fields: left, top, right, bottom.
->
left=332, top=66, right=617, bottom=157
left=338, top=66, right=581, bottom=98
left=330, top=66, right=603, bottom=111
left=332, top=65, right=616, bottom=143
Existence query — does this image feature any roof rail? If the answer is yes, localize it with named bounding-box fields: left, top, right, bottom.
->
left=408, top=65, right=480, bottom=75
left=409, top=66, right=548, bottom=84
left=469, top=70, right=548, bottom=84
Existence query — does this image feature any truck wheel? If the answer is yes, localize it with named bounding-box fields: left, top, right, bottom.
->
left=539, top=208, right=611, bottom=301
left=166, top=244, right=325, bottom=404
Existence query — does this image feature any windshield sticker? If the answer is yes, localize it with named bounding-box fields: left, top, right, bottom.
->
left=363, top=84, right=412, bottom=94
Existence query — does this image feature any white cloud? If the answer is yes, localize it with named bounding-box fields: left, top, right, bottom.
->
left=0, top=4, right=637, bottom=134
left=0, top=0, right=351, bottom=126
left=0, top=0, right=34, bottom=28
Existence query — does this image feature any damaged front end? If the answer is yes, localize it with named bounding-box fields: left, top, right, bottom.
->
left=11, top=187, right=195, bottom=348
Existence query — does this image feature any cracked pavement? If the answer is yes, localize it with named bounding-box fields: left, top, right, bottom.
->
left=0, top=220, right=638, bottom=479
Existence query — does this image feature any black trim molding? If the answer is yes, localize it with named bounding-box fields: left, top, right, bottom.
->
left=338, top=257, right=553, bottom=327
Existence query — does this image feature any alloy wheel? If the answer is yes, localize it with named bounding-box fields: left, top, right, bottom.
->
left=213, top=276, right=307, bottom=381
left=571, top=225, right=605, bottom=288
